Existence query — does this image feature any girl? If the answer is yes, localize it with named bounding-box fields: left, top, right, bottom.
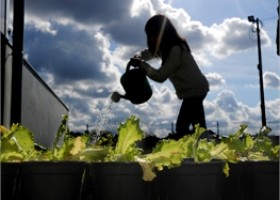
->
left=130, top=14, right=209, bottom=137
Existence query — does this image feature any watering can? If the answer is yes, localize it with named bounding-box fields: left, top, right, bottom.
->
left=111, top=61, right=153, bottom=104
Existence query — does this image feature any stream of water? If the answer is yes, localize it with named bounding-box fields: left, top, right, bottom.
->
left=95, top=97, right=114, bottom=136
left=87, top=95, right=117, bottom=144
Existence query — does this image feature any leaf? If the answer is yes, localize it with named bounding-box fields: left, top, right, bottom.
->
left=223, top=162, right=230, bottom=177
left=80, top=147, right=109, bottom=161
left=70, top=136, right=87, bottom=156
left=13, top=125, right=34, bottom=152
left=53, top=115, right=69, bottom=148
left=0, top=125, right=9, bottom=136
left=1, top=136, right=19, bottom=154
left=258, top=126, right=272, bottom=137
left=136, top=157, right=157, bottom=181
left=0, top=151, right=24, bottom=162
left=114, top=116, right=144, bottom=161
left=196, top=139, right=214, bottom=162
left=143, top=139, right=185, bottom=171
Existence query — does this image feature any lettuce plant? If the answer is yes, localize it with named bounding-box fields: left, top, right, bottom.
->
left=0, top=115, right=89, bottom=162
left=1, top=115, right=279, bottom=182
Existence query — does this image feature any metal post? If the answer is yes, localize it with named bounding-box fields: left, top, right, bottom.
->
left=256, top=18, right=267, bottom=127
left=10, top=0, right=25, bottom=124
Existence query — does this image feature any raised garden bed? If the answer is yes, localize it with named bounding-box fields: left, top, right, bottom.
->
left=222, top=161, right=279, bottom=200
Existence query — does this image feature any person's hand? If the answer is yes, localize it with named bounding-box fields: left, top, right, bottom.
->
left=129, top=58, right=143, bottom=67
left=133, top=54, right=141, bottom=59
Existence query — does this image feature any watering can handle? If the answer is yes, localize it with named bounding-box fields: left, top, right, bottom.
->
left=126, top=61, right=133, bottom=72
left=126, top=60, right=141, bottom=72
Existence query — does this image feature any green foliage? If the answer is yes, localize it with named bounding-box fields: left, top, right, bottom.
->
left=137, top=123, right=279, bottom=180
left=0, top=115, right=88, bottom=162
left=80, top=115, right=144, bottom=162
left=1, top=115, right=279, bottom=182
left=137, top=139, right=185, bottom=181
left=1, top=124, right=34, bottom=161
left=112, top=116, right=144, bottom=161
left=219, top=125, right=280, bottom=162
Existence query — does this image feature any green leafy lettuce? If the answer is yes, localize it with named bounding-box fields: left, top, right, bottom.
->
left=80, top=115, right=144, bottom=162
left=1, top=115, right=279, bottom=182
left=0, top=115, right=89, bottom=162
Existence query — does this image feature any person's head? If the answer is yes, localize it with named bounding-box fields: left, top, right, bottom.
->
left=145, top=14, right=190, bottom=58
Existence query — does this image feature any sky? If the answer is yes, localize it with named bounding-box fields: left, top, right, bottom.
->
left=7, top=0, right=280, bottom=137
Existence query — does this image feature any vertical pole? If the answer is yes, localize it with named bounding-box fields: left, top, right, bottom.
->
left=277, top=6, right=279, bottom=56
left=256, top=18, right=266, bottom=127
left=10, top=0, right=24, bottom=124
left=216, top=121, right=219, bottom=136
left=171, top=122, right=174, bottom=133
left=1, top=0, right=8, bottom=125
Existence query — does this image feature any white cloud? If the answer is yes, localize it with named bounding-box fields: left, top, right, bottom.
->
left=206, top=73, right=226, bottom=90
left=209, top=18, right=271, bottom=58
left=265, top=99, right=280, bottom=130
left=205, top=89, right=279, bottom=135
left=264, top=71, right=280, bottom=89
left=131, top=0, right=154, bottom=17
left=25, top=15, right=57, bottom=35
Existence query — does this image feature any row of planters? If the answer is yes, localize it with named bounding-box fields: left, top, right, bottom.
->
left=1, top=115, right=279, bottom=200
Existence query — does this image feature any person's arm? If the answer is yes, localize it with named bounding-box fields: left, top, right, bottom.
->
left=139, top=46, right=182, bottom=82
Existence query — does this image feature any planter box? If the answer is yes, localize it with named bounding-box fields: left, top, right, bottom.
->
left=222, top=161, right=279, bottom=200
left=1, top=162, right=21, bottom=200
left=16, top=161, right=86, bottom=200
left=243, top=161, right=279, bottom=200
left=84, top=162, right=152, bottom=200
left=221, top=162, right=245, bottom=200
left=155, top=159, right=224, bottom=200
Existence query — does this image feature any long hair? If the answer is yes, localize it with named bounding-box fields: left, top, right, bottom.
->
left=145, top=14, right=191, bottom=62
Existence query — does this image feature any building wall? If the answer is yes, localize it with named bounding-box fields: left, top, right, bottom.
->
left=21, top=60, right=69, bottom=147
left=1, top=37, right=69, bottom=148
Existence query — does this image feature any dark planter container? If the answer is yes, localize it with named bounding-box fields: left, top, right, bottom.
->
left=1, top=162, right=21, bottom=200
left=84, top=162, right=153, bottom=200
left=155, top=159, right=225, bottom=200
left=16, top=161, right=86, bottom=200
left=222, top=161, right=279, bottom=200
left=221, top=162, right=245, bottom=200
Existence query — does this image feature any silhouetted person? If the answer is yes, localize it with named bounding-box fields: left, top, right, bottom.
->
left=129, top=14, right=209, bottom=138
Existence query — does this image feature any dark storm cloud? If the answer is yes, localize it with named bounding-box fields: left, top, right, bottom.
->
left=63, top=95, right=90, bottom=114
left=25, top=0, right=133, bottom=25
left=24, top=0, right=148, bottom=46
left=103, top=17, right=147, bottom=47
left=24, top=22, right=115, bottom=84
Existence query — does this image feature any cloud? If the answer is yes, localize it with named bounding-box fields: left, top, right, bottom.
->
left=215, top=90, right=239, bottom=112
left=205, top=90, right=278, bottom=135
left=206, top=73, right=226, bottom=90
left=209, top=18, right=271, bottom=58
left=24, top=21, right=120, bottom=86
left=265, top=99, right=280, bottom=132
left=24, top=0, right=133, bottom=25
left=264, top=71, right=280, bottom=89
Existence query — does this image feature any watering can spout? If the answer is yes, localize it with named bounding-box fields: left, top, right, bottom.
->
left=111, top=92, right=127, bottom=103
